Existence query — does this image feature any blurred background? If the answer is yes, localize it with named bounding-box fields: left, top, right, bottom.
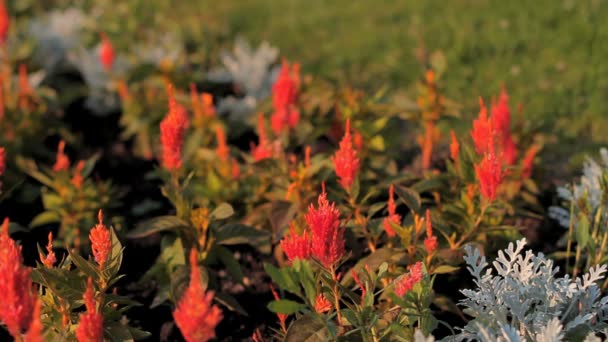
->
left=16, top=0, right=608, bottom=174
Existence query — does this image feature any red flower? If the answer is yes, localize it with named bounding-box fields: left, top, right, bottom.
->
left=280, top=224, right=311, bottom=263
left=53, top=140, right=70, bottom=172
left=71, top=160, right=86, bottom=189
left=331, top=119, right=360, bottom=191
left=215, top=126, right=229, bottom=162
left=423, top=209, right=437, bottom=254
left=0, top=0, right=9, bottom=43
left=394, top=262, right=423, bottom=297
left=0, top=146, right=5, bottom=176
left=89, top=210, right=112, bottom=269
left=230, top=159, right=240, bottom=179
left=251, top=113, right=273, bottom=161
left=314, top=294, right=332, bottom=313
left=270, top=60, right=300, bottom=135
left=382, top=184, right=400, bottom=237
left=522, top=145, right=540, bottom=179
left=75, top=278, right=103, bottom=342
left=475, top=153, right=503, bottom=201
left=306, top=191, right=345, bottom=268
left=0, top=218, right=36, bottom=338
left=40, top=232, right=56, bottom=268
left=99, top=33, right=114, bottom=72
left=449, top=130, right=459, bottom=162
left=269, top=284, right=287, bottom=332
left=173, top=250, right=223, bottom=342
left=160, top=85, right=189, bottom=171
left=351, top=269, right=366, bottom=305
left=24, top=297, right=43, bottom=342
left=491, top=88, right=518, bottom=165
left=471, top=98, right=494, bottom=155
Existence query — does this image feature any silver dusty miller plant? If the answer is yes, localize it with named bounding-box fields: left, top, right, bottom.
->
left=549, top=148, right=608, bottom=228
left=446, top=238, right=608, bottom=342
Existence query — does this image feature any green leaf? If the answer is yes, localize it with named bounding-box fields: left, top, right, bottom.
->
left=268, top=299, right=305, bottom=315
left=394, top=185, right=421, bottom=212
left=264, top=263, right=301, bottom=296
left=216, top=246, right=244, bottom=283
left=341, top=248, right=405, bottom=285
left=69, top=250, right=100, bottom=281
left=576, top=214, right=591, bottom=247
left=30, top=211, right=61, bottom=228
left=210, top=203, right=234, bottom=220
left=214, top=292, right=248, bottom=316
left=106, top=227, right=124, bottom=278
left=285, top=314, right=328, bottom=342
left=432, top=265, right=460, bottom=274
left=215, top=223, right=269, bottom=246
left=127, top=216, right=190, bottom=239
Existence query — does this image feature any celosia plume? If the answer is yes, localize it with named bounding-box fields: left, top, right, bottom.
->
left=491, top=88, right=518, bottom=165
left=75, top=278, right=103, bottom=342
left=215, top=126, right=229, bottom=162
left=71, top=160, right=86, bottom=189
left=471, top=98, right=494, bottom=155
left=419, top=121, right=440, bottom=170
left=0, top=218, right=36, bottom=338
left=201, top=93, right=216, bottom=118
left=160, top=85, right=189, bottom=171
left=331, top=119, right=360, bottom=192
left=423, top=209, right=437, bottom=254
left=522, top=144, right=540, bottom=179
left=382, top=184, right=401, bottom=237
left=0, top=0, right=8, bottom=43
left=173, top=250, right=223, bottom=342
left=280, top=224, right=312, bottom=263
left=449, top=130, right=460, bottom=162
left=53, top=140, right=70, bottom=172
left=40, top=232, right=56, bottom=268
left=251, top=113, right=273, bottom=161
left=99, top=32, right=115, bottom=72
left=394, top=262, right=423, bottom=297
left=24, top=297, right=43, bottom=342
left=475, top=153, right=503, bottom=201
left=314, top=294, right=332, bottom=313
left=89, top=210, right=112, bottom=269
left=231, top=159, right=240, bottom=179
left=306, top=191, right=345, bottom=268
left=270, top=60, right=300, bottom=135
left=269, top=284, right=287, bottom=332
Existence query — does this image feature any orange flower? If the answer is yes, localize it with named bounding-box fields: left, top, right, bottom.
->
left=201, top=93, right=216, bottom=118
left=0, top=218, right=36, bottom=338
left=280, top=224, right=311, bottom=263
left=475, top=153, right=503, bottom=201
left=215, top=126, right=229, bottom=162
left=173, top=250, right=222, bottom=342
left=89, top=210, right=111, bottom=269
left=419, top=121, right=439, bottom=170
left=251, top=113, right=273, bottom=161
left=24, top=297, right=43, bottom=342
left=18, top=64, right=33, bottom=109
left=522, top=144, right=540, bottom=179
left=160, top=85, right=189, bottom=171
left=423, top=209, right=437, bottom=254
left=314, top=294, right=332, bottom=313
left=449, top=130, right=460, bottom=162
left=230, top=159, right=240, bottom=179
left=71, top=160, right=86, bottom=189
left=382, top=184, right=400, bottom=237
left=53, top=140, right=70, bottom=172
left=491, top=88, right=518, bottom=165
left=471, top=98, right=494, bottom=156
left=269, top=284, right=287, bottom=332
left=0, top=0, right=8, bottom=43
left=99, top=33, right=114, bottom=72
left=306, top=191, right=345, bottom=268
left=40, top=232, right=56, bottom=268
left=331, top=119, right=360, bottom=192
left=75, top=278, right=103, bottom=342
left=394, top=262, right=423, bottom=297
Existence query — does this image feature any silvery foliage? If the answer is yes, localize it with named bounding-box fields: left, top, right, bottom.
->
left=445, top=239, right=608, bottom=342
left=207, top=37, right=280, bottom=121
left=69, top=45, right=130, bottom=115
left=28, top=8, right=87, bottom=73
left=549, top=148, right=608, bottom=228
